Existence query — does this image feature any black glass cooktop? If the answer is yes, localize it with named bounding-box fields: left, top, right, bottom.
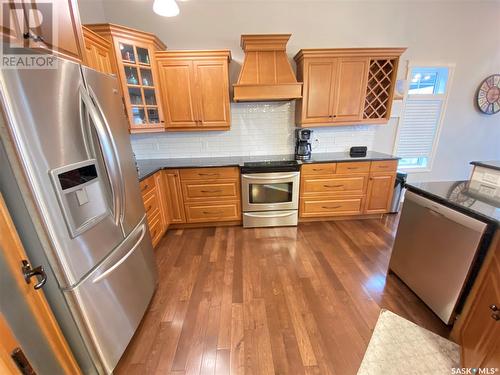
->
left=241, top=160, right=299, bottom=173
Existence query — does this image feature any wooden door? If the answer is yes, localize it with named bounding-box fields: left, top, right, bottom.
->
left=302, top=59, right=337, bottom=124
left=332, top=57, right=369, bottom=122
left=0, top=314, right=25, bottom=375
left=0, top=1, right=24, bottom=43
left=1, top=0, right=84, bottom=62
left=193, top=60, right=231, bottom=129
left=460, top=241, right=500, bottom=369
left=157, top=59, right=198, bottom=129
left=163, top=170, right=186, bottom=224
left=32, top=0, right=84, bottom=61
left=0, top=194, right=81, bottom=374
left=365, top=173, right=395, bottom=214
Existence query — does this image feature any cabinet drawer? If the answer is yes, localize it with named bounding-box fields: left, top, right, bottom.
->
left=140, top=175, right=156, bottom=196
left=300, top=197, right=363, bottom=217
left=301, top=163, right=337, bottom=176
left=336, top=161, right=370, bottom=174
left=182, top=180, right=239, bottom=201
left=184, top=201, right=241, bottom=223
left=301, top=176, right=367, bottom=195
left=370, top=160, right=398, bottom=173
left=180, top=167, right=239, bottom=181
left=143, top=188, right=160, bottom=218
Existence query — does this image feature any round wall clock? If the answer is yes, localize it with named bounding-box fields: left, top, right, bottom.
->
left=477, top=74, right=500, bottom=115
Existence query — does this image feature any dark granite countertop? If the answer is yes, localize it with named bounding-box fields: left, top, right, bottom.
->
left=470, top=160, right=500, bottom=172
left=406, top=181, right=500, bottom=226
left=136, top=151, right=399, bottom=180
left=303, top=151, right=399, bottom=164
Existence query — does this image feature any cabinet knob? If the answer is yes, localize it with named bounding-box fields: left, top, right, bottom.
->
left=490, top=304, right=498, bottom=312
left=492, top=313, right=500, bottom=321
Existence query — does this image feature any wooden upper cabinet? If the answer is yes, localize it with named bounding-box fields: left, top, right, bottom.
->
left=294, top=48, right=405, bottom=127
left=85, top=23, right=166, bottom=133
left=156, top=59, right=198, bottom=128
left=155, top=50, right=232, bottom=131
left=0, top=0, right=84, bottom=62
left=334, top=57, right=369, bottom=121
left=82, top=26, right=114, bottom=74
left=193, top=60, right=231, bottom=128
left=300, top=60, right=337, bottom=124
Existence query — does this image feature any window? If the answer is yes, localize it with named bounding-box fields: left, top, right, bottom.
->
left=394, top=65, right=453, bottom=170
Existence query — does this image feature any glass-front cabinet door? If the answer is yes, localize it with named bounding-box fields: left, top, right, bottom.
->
left=115, top=38, right=164, bottom=132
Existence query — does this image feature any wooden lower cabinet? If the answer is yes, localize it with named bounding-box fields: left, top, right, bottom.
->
left=184, top=201, right=241, bottom=223
left=300, top=196, right=364, bottom=218
left=140, top=173, right=167, bottom=247
left=454, top=231, right=500, bottom=369
left=177, top=167, right=241, bottom=224
left=301, top=175, right=367, bottom=196
left=163, top=169, right=186, bottom=224
left=365, top=173, right=396, bottom=214
left=299, top=160, right=397, bottom=220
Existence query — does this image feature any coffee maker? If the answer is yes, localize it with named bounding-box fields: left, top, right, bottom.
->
left=295, top=129, right=313, bottom=160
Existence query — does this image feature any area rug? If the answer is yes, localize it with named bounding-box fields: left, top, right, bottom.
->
left=357, top=309, right=460, bottom=375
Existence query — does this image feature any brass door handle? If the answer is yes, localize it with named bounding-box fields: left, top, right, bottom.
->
left=322, top=205, right=341, bottom=209
left=200, top=190, right=223, bottom=193
left=202, top=211, right=223, bottom=215
left=323, top=184, right=343, bottom=188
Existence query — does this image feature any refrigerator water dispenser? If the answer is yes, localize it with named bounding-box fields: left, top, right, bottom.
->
left=50, top=160, right=109, bottom=237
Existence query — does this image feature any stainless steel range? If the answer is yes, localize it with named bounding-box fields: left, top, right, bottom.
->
left=241, top=160, right=300, bottom=228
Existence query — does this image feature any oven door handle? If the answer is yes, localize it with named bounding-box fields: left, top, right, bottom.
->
left=244, top=211, right=297, bottom=218
left=241, top=173, right=298, bottom=180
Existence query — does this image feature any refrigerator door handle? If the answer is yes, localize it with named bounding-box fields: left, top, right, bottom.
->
left=92, top=223, right=146, bottom=284
left=79, top=85, right=125, bottom=227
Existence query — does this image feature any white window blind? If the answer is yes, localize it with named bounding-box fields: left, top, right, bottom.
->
left=397, top=99, right=443, bottom=158
left=395, top=66, right=452, bottom=169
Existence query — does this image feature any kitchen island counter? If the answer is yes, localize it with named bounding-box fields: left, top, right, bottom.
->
left=406, top=181, right=499, bottom=227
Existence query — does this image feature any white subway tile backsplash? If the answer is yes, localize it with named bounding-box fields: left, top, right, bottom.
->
left=131, top=101, right=377, bottom=159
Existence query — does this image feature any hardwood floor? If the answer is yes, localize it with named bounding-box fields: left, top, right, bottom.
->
left=115, top=216, right=449, bottom=375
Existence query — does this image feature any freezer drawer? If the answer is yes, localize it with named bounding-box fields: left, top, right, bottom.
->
left=64, top=217, right=157, bottom=374
left=389, top=191, right=487, bottom=324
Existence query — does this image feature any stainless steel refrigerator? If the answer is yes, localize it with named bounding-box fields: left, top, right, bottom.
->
left=0, top=55, right=157, bottom=374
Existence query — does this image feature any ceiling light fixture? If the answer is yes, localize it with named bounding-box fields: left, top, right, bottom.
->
left=153, top=0, right=180, bottom=17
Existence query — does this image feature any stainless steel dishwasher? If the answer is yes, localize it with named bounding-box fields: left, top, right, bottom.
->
left=389, top=190, right=487, bottom=324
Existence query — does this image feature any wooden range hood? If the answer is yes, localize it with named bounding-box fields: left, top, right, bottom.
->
left=233, top=34, right=303, bottom=102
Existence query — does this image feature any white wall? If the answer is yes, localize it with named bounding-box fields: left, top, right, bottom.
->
left=78, top=0, right=500, bottom=182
